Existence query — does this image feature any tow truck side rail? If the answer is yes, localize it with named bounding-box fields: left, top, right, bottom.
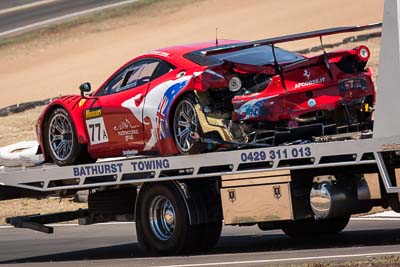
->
left=1, top=136, right=399, bottom=193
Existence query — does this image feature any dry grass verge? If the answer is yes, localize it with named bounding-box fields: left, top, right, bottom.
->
left=269, top=256, right=400, bottom=267
left=0, top=106, right=43, bottom=147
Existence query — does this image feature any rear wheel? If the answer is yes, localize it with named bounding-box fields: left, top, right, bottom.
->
left=44, top=108, right=92, bottom=166
left=136, top=182, right=222, bottom=255
left=173, top=94, right=208, bottom=154
left=136, top=183, right=197, bottom=255
left=281, top=215, right=350, bottom=239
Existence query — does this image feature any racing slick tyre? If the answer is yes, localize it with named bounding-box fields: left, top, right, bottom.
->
left=44, top=108, right=93, bottom=166
left=136, top=182, right=200, bottom=255
left=281, top=215, right=350, bottom=239
left=173, top=94, right=208, bottom=154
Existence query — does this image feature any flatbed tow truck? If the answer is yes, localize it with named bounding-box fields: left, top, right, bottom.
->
left=1, top=0, right=400, bottom=255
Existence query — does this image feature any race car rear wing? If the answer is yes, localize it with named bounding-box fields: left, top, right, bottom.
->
left=202, top=23, right=382, bottom=56
left=203, top=22, right=382, bottom=94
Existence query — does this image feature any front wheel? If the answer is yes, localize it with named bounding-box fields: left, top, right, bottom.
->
left=136, top=182, right=222, bottom=255
left=44, top=108, right=91, bottom=166
left=136, top=183, right=196, bottom=255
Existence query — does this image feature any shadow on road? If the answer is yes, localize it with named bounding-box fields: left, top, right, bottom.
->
left=2, top=228, right=400, bottom=264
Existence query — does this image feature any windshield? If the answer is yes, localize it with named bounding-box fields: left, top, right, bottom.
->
left=184, top=44, right=305, bottom=66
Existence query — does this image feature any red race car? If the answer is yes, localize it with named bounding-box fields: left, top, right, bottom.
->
left=36, top=25, right=377, bottom=166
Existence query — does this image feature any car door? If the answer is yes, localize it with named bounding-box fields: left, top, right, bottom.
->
left=85, top=58, right=161, bottom=158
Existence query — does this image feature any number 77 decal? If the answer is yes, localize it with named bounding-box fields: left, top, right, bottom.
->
left=86, top=117, right=109, bottom=145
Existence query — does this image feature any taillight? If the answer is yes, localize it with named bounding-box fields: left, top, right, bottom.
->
left=354, top=45, right=370, bottom=62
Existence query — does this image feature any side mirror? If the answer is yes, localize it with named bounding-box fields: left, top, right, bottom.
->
left=79, top=82, right=91, bottom=97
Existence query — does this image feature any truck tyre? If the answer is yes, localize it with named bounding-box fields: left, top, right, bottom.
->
left=281, top=215, right=350, bottom=239
left=136, top=183, right=198, bottom=255
left=196, top=221, right=222, bottom=251
left=184, top=178, right=223, bottom=251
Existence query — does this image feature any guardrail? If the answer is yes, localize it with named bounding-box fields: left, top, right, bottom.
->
left=0, top=98, right=53, bottom=117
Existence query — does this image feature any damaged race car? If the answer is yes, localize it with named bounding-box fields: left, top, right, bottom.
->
left=36, top=24, right=378, bottom=166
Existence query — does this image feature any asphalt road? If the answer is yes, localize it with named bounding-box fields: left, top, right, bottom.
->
left=0, top=0, right=140, bottom=37
left=1, top=219, right=400, bottom=266
left=0, top=0, right=38, bottom=10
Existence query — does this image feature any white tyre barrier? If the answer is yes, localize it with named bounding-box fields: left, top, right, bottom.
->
left=0, top=141, right=44, bottom=167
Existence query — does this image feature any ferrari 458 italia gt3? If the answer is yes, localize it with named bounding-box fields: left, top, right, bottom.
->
left=36, top=25, right=376, bottom=166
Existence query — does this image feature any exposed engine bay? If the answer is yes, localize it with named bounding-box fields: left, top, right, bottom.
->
left=190, top=45, right=375, bottom=148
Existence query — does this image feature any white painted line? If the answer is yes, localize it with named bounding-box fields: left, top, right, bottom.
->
left=153, top=251, right=400, bottom=267
left=352, top=217, right=400, bottom=221
left=364, top=210, right=400, bottom=218
left=0, top=0, right=59, bottom=15
left=0, top=0, right=141, bottom=38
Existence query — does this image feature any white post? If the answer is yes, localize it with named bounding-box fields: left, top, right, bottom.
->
left=373, top=0, right=400, bottom=138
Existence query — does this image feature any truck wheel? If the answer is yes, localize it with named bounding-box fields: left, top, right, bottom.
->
left=136, top=183, right=198, bottom=255
left=173, top=94, right=208, bottom=154
left=196, top=221, right=222, bottom=251
left=281, top=215, right=350, bottom=239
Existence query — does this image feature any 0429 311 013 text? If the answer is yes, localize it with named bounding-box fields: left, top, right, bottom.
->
left=240, top=147, right=312, bottom=163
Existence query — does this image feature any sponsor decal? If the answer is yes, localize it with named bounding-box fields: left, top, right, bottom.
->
left=235, top=96, right=277, bottom=120
left=78, top=99, right=86, bottom=107
left=73, top=163, right=123, bottom=176
left=85, top=107, right=102, bottom=120
left=85, top=107, right=108, bottom=145
left=339, top=78, right=367, bottom=92
left=307, top=98, right=316, bottom=108
left=122, top=149, right=138, bottom=156
left=294, top=77, right=326, bottom=89
left=382, top=143, right=400, bottom=151
left=303, top=69, right=311, bottom=80
left=131, top=159, right=170, bottom=171
left=149, top=50, right=170, bottom=57
left=113, top=119, right=139, bottom=142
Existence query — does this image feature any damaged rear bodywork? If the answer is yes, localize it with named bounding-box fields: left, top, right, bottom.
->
left=184, top=25, right=378, bottom=147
